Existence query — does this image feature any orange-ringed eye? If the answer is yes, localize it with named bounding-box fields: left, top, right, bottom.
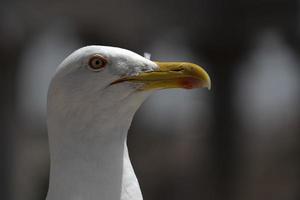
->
left=88, top=54, right=107, bottom=71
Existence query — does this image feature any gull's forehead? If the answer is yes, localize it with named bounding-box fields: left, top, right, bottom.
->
left=56, top=45, right=157, bottom=77
left=72, top=46, right=150, bottom=63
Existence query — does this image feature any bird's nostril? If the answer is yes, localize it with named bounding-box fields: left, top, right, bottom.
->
left=171, top=68, right=183, bottom=72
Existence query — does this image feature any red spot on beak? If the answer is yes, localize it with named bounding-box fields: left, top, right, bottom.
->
left=179, top=78, right=201, bottom=89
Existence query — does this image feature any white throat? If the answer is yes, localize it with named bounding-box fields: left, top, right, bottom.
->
left=46, top=83, right=149, bottom=200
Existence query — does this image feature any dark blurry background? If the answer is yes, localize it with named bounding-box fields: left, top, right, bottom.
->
left=1, top=0, right=300, bottom=200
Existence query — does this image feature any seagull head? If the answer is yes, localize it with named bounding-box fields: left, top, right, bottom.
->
left=49, top=46, right=211, bottom=113
left=48, top=45, right=212, bottom=140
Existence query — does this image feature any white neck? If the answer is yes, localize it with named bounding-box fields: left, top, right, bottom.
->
left=121, top=143, right=143, bottom=200
left=46, top=86, right=148, bottom=200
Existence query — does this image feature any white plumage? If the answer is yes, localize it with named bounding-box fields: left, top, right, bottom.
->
left=46, top=46, right=210, bottom=200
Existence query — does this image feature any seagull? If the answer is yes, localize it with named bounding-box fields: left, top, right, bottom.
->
left=46, top=46, right=211, bottom=200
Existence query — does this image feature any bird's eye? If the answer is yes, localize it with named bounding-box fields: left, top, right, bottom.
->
left=88, top=55, right=107, bottom=71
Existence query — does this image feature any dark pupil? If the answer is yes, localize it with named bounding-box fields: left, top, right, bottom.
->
left=95, top=59, right=101, bottom=65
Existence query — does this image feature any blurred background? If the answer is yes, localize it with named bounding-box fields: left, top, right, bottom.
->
left=1, top=0, right=300, bottom=199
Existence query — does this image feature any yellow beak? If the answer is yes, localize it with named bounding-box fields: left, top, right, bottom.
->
left=111, top=62, right=211, bottom=91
